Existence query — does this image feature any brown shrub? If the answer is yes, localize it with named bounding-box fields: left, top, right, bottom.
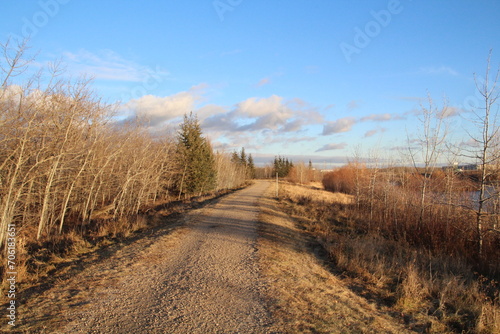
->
left=322, top=164, right=364, bottom=194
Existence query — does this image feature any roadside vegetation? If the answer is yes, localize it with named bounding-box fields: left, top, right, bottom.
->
left=0, top=40, right=253, bottom=293
left=276, top=181, right=498, bottom=333
left=259, top=183, right=413, bottom=333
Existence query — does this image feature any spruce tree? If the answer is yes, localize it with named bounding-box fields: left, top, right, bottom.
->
left=177, top=112, right=216, bottom=196
left=231, top=151, right=240, bottom=164
left=239, top=147, right=247, bottom=167
left=247, top=154, right=256, bottom=179
left=273, top=155, right=293, bottom=177
left=273, top=156, right=279, bottom=176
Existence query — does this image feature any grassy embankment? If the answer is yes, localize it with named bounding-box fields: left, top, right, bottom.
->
left=259, top=181, right=499, bottom=334
left=259, top=182, right=413, bottom=333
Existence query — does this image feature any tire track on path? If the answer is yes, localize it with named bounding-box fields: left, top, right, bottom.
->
left=49, top=180, right=279, bottom=333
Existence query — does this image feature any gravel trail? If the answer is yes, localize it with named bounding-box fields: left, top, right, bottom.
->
left=50, top=180, right=278, bottom=333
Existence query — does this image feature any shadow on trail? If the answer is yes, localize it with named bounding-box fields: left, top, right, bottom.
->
left=256, top=191, right=311, bottom=254
left=9, top=187, right=247, bottom=316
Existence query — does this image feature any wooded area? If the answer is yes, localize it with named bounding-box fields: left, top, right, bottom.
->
left=0, top=40, right=251, bottom=282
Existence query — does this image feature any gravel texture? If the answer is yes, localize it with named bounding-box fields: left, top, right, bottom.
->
left=37, top=180, right=280, bottom=333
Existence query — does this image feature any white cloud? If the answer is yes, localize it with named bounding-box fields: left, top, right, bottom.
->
left=119, top=90, right=326, bottom=151
left=254, top=71, right=284, bottom=88
left=285, top=136, right=316, bottom=143
left=364, top=129, right=378, bottom=137
left=256, top=77, right=271, bottom=87
left=360, top=113, right=392, bottom=122
left=203, top=95, right=321, bottom=134
left=364, top=128, right=386, bottom=137
left=121, top=85, right=205, bottom=127
left=419, top=66, right=459, bottom=76
left=322, top=117, right=357, bottom=135
left=62, top=49, right=169, bottom=82
left=201, top=110, right=238, bottom=131
left=316, top=142, right=348, bottom=152
left=322, top=112, right=405, bottom=136
left=196, top=104, right=229, bottom=122
left=236, top=95, right=287, bottom=118
left=199, top=95, right=325, bottom=152
left=127, top=93, right=195, bottom=121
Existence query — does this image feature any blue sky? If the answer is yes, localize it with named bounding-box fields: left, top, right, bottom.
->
left=1, top=0, right=500, bottom=166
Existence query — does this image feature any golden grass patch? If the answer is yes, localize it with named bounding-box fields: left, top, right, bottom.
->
left=258, top=183, right=411, bottom=333
left=280, top=182, right=353, bottom=205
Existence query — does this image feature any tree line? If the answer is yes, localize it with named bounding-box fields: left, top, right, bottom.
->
left=231, top=147, right=256, bottom=179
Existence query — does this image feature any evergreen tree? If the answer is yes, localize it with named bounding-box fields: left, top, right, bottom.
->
left=231, top=147, right=255, bottom=179
left=231, top=151, right=240, bottom=164
left=239, top=147, right=247, bottom=168
left=308, top=159, right=314, bottom=182
left=176, top=112, right=216, bottom=196
left=247, top=154, right=256, bottom=179
left=273, top=155, right=293, bottom=177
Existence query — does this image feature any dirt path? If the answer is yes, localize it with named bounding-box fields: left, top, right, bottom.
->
left=6, top=180, right=415, bottom=333
left=12, top=181, right=279, bottom=333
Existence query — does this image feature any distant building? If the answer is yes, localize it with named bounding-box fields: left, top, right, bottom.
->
left=443, top=163, right=478, bottom=171
left=458, top=164, right=478, bottom=171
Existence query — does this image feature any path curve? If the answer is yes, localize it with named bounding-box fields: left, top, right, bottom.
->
left=58, top=180, right=277, bottom=333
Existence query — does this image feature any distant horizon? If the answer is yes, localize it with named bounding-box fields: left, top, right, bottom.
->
left=247, top=154, right=483, bottom=170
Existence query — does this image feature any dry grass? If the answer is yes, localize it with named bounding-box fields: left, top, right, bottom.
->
left=96, top=214, right=149, bottom=239
left=281, top=181, right=353, bottom=205
left=273, top=182, right=500, bottom=334
left=258, top=183, right=411, bottom=333
left=396, top=264, right=429, bottom=314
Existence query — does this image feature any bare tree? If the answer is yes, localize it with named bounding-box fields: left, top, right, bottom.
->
left=407, top=95, right=449, bottom=228
left=462, top=51, right=500, bottom=256
left=0, top=38, right=34, bottom=89
left=348, top=145, right=365, bottom=210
